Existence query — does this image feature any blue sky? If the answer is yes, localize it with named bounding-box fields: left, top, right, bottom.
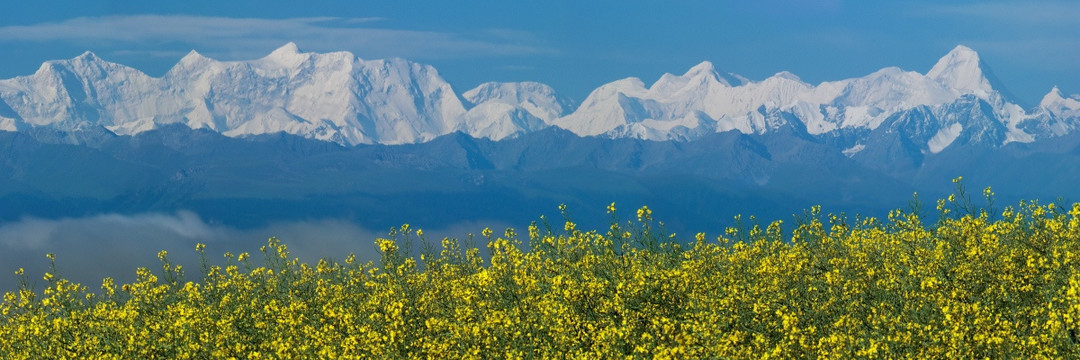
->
left=0, top=0, right=1077, bottom=105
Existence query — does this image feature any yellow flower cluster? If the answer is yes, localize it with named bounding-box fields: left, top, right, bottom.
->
left=3, top=194, right=1080, bottom=358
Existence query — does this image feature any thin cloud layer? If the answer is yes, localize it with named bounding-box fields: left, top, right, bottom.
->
left=0, top=15, right=556, bottom=61
left=0, top=212, right=382, bottom=292
left=0, top=212, right=511, bottom=292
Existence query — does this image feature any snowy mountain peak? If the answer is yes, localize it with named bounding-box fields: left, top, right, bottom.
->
left=169, top=50, right=216, bottom=75
left=464, top=82, right=566, bottom=107
left=41, top=51, right=109, bottom=71
left=1042, top=86, right=1064, bottom=104
left=684, top=61, right=718, bottom=78
left=268, top=42, right=301, bottom=57
left=178, top=49, right=206, bottom=62
left=180, top=50, right=211, bottom=64
left=463, top=81, right=572, bottom=121
left=681, top=61, right=750, bottom=87
left=930, top=45, right=981, bottom=70
left=0, top=45, right=476, bottom=145
left=33, top=50, right=124, bottom=78
left=941, top=44, right=979, bottom=60
left=260, top=42, right=310, bottom=68
left=459, top=81, right=570, bottom=140
left=1041, top=86, right=1080, bottom=111
left=649, top=61, right=746, bottom=96
left=927, top=45, right=993, bottom=96
left=74, top=51, right=102, bottom=62
left=769, top=71, right=803, bottom=82
left=1, top=43, right=1077, bottom=152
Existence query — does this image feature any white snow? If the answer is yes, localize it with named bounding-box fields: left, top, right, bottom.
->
left=928, top=123, right=963, bottom=154
left=460, top=102, right=548, bottom=140
left=926, top=45, right=993, bottom=98
left=0, top=43, right=475, bottom=145
left=458, top=81, right=573, bottom=140
left=0, top=117, right=18, bottom=131
left=1041, top=86, right=1080, bottom=115
left=842, top=144, right=866, bottom=157
left=551, top=45, right=1019, bottom=142
left=463, top=81, right=572, bottom=124
left=0, top=43, right=1076, bottom=150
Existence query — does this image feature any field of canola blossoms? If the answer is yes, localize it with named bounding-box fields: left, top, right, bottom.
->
left=3, top=180, right=1080, bottom=358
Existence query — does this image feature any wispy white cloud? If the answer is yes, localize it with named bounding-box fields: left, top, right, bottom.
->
left=0, top=15, right=556, bottom=61
left=341, top=17, right=389, bottom=24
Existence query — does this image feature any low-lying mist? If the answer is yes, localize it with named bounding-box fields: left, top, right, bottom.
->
left=0, top=211, right=509, bottom=292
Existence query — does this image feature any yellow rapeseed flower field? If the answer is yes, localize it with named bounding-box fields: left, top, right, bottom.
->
left=3, top=181, right=1080, bottom=358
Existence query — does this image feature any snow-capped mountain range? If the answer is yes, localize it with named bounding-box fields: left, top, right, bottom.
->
left=1, top=43, right=1078, bottom=153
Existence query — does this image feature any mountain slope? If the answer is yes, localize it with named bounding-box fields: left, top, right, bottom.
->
left=562, top=45, right=1070, bottom=156
left=0, top=43, right=470, bottom=145
left=6, top=124, right=1080, bottom=234
left=461, top=81, right=573, bottom=140
left=1, top=44, right=1079, bottom=154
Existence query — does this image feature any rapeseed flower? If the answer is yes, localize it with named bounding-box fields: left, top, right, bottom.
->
left=2, top=190, right=1080, bottom=358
